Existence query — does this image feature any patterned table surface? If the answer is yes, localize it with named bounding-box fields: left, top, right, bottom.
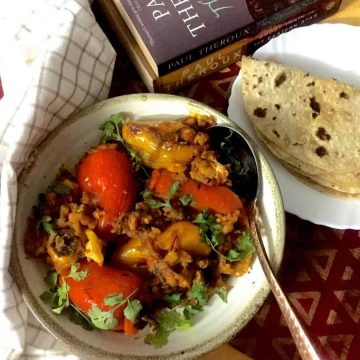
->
left=99, top=2, right=360, bottom=359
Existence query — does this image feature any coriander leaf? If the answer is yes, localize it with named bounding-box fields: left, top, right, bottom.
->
left=88, top=306, right=118, bottom=330
left=214, top=287, right=228, bottom=303
left=194, top=210, right=223, bottom=252
left=183, top=282, right=209, bottom=320
left=52, top=302, right=68, bottom=315
left=52, top=281, right=70, bottom=315
left=183, top=304, right=202, bottom=320
left=176, top=317, right=192, bottom=330
left=194, top=210, right=254, bottom=263
left=145, top=310, right=191, bottom=348
left=99, top=113, right=126, bottom=143
left=141, top=189, right=164, bottom=209
left=191, top=282, right=208, bottom=306
left=144, top=327, right=171, bottom=348
left=41, top=273, right=70, bottom=315
left=142, top=181, right=180, bottom=210
left=142, top=189, right=153, bottom=199
left=103, top=293, right=125, bottom=307
left=145, top=199, right=164, bottom=209
left=57, top=282, right=70, bottom=306
left=178, top=194, right=195, bottom=207
left=241, top=229, right=255, bottom=252
left=157, top=310, right=191, bottom=331
left=163, top=292, right=182, bottom=305
left=48, top=183, right=71, bottom=195
left=101, top=121, right=116, bottom=140
left=68, top=263, right=89, bottom=281
left=227, top=249, right=242, bottom=261
left=99, top=114, right=148, bottom=176
left=124, top=299, right=143, bottom=323
left=39, top=290, right=56, bottom=305
left=44, top=271, right=58, bottom=290
left=227, top=230, right=255, bottom=262
left=37, top=215, right=57, bottom=236
left=168, top=180, right=181, bottom=200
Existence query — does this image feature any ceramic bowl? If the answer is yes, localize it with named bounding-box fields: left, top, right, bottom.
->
left=11, top=93, right=285, bottom=359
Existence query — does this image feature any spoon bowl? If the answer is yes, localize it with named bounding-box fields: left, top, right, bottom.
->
left=207, top=124, right=260, bottom=203
left=208, top=124, right=320, bottom=360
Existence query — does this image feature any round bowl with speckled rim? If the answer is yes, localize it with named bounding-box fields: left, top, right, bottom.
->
left=11, top=93, right=285, bottom=359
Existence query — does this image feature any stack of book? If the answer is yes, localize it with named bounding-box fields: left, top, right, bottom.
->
left=93, top=0, right=342, bottom=93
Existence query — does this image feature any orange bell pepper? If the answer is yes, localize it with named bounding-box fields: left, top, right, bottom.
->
left=148, top=169, right=243, bottom=214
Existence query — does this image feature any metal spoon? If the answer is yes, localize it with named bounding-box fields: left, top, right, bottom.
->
left=208, top=124, right=320, bottom=360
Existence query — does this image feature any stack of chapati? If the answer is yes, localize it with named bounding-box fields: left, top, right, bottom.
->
left=241, top=55, right=360, bottom=198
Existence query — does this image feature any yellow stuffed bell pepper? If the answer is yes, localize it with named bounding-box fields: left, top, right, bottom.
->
left=122, top=121, right=196, bottom=173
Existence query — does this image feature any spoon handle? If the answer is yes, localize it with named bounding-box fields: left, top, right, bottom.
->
left=249, top=219, right=320, bottom=360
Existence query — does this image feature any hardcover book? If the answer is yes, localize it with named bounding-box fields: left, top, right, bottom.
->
left=112, top=0, right=342, bottom=76
left=93, top=0, right=342, bottom=93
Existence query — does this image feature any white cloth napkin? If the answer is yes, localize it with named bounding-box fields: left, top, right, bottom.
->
left=0, top=0, right=116, bottom=358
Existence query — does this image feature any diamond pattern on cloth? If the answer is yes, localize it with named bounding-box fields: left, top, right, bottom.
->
left=0, top=0, right=115, bottom=358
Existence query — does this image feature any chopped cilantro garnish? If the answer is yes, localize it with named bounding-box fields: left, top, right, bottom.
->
left=68, top=263, right=89, bottom=281
left=52, top=281, right=70, bottom=315
left=142, top=180, right=181, bottom=209
left=168, top=180, right=181, bottom=199
left=99, top=113, right=126, bottom=144
left=39, top=290, right=56, bottom=305
left=144, top=326, right=171, bottom=348
left=99, top=113, right=147, bottom=174
left=183, top=281, right=208, bottom=320
left=227, top=230, right=255, bottom=262
left=163, top=292, right=182, bottom=306
left=195, top=209, right=254, bottom=263
left=178, top=193, right=196, bottom=207
left=183, top=303, right=203, bottom=319
left=40, top=282, right=71, bottom=316
left=194, top=209, right=223, bottom=253
left=44, top=271, right=58, bottom=290
left=124, top=299, right=143, bottom=323
left=142, top=189, right=165, bottom=209
left=40, top=266, right=142, bottom=331
left=190, top=282, right=208, bottom=306
left=146, top=282, right=209, bottom=347
left=144, top=310, right=191, bottom=348
left=88, top=305, right=119, bottom=330
left=104, top=293, right=125, bottom=306
left=88, top=289, right=142, bottom=330
left=40, top=263, right=88, bottom=316
left=214, top=287, right=228, bottom=303
left=36, top=215, right=57, bottom=236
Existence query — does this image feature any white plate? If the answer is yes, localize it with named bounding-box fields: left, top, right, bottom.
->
left=228, top=23, right=360, bottom=229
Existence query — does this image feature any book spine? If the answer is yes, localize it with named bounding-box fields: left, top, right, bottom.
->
left=154, top=40, right=247, bottom=92
left=157, top=0, right=342, bottom=76
left=246, top=0, right=342, bottom=53
left=154, top=0, right=342, bottom=93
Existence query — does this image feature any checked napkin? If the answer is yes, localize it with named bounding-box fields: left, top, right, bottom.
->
left=0, top=0, right=115, bottom=358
